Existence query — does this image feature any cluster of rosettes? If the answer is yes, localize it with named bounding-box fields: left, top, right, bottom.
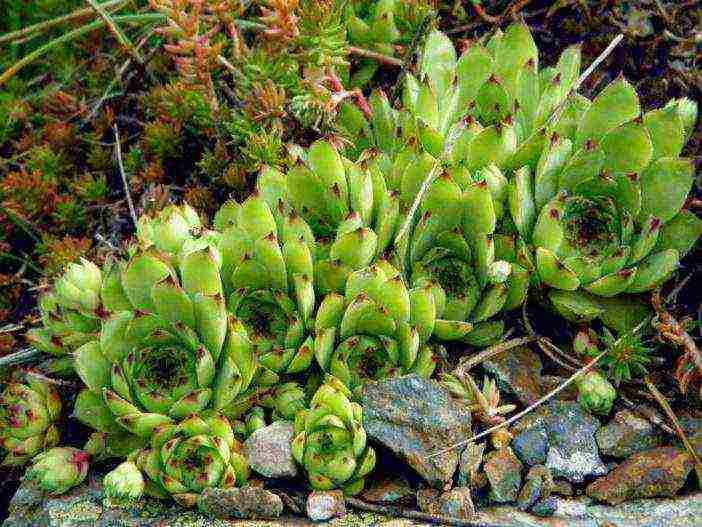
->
left=20, top=21, right=700, bottom=503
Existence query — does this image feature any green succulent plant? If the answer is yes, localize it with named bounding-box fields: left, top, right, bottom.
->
left=574, top=327, right=651, bottom=384
left=24, top=447, right=89, bottom=495
left=577, top=370, right=616, bottom=416
left=26, top=259, right=103, bottom=357
left=135, top=413, right=249, bottom=508
left=212, top=192, right=316, bottom=375
left=103, top=460, right=145, bottom=506
left=313, top=260, right=437, bottom=396
left=0, top=376, right=61, bottom=466
left=292, top=378, right=375, bottom=495
left=256, top=140, right=400, bottom=296
left=68, top=231, right=258, bottom=448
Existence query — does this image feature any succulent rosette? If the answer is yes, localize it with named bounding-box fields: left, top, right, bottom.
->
left=103, top=460, right=145, bottom=506
left=509, top=77, right=699, bottom=331
left=24, top=447, right=89, bottom=495
left=257, top=140, right=400, bottom=296
left=292, top=379, right=375, bottom=495
left=0, top=376, right=61, bottom=466
left=577, top=370, right=616, bottom=416
left=134, top=413, right=248, bottom=507
left=313, top=260, right=436, bottom=395
left=26, top=259, right=104, bottom=357
left=212, top=190, right=316, bottom=375
left=71, top=235, right=257, bottom=444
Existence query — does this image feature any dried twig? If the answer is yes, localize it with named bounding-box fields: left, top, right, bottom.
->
left=522, top=301, right=581, bottom=371
left=0, top=13, right=165, bottom=87
left=393, top=162, right=440, bottom=248
left=346, top=497, right=503, bottom=527
left=0, top=347, right=42, bottom=369
left=644, top=376, right=702, bottom=487
left=0, top=0, right=127, bottom=45
left=431, top=349, right=608, bottom=457
left=86, top=0, right=144, bottom=64
left=112, top=124, right=138, bottom=227
left=348, top=46, right=403, bottom=67
left=652, top=289, right=702, bottom=394
left=455, top=336, right=535, bottom=375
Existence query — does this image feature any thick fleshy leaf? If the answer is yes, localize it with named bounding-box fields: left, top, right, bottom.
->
left=575, top=77, right=640, bottom=148
left=494, top=22, right=538, bottom=97
left=638, top=157, right=693, bottom=224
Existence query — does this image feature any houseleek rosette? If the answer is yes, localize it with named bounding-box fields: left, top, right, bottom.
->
left=134, top=413, right=248, bottom=507
left=0, top=376, right=61, bottom=466
left=25, top=447, right=89, bottom=495
left=314, top=260, right=436, bottom=396
left=26, top=259, right=103, bottom=357
left=257, top=140, right=400, bottom=296
left=72, top=242, right=256, bottom=444
left=213, top=190, right=316, bottom=375
left=292, top=379, right=375, bottom=495
left=509, top=77, right=699, bottom=331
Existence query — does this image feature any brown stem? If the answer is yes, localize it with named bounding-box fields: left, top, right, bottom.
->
left=346, top=497, right=503, bottom=527
left=347, top=46, right=403, bottom=67
left=455, top=336, right=536, bottom=376
left=472, top=4, right=502, bottom=24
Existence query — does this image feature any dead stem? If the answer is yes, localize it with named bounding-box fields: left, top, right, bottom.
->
left=346, top=497, right=503, bottom=527
left=455, top=336, right=536, bottom=376
left=431, top=349, right=608, bottom=458
left=347, top=46, right=404, bottom=67
left=86, top=0, right=144, bottom=64
left=652, top=289, right=702, bottom=394
left=644, top=375, right=702, bottom=487
left=112, top=124, right=138, bottom=228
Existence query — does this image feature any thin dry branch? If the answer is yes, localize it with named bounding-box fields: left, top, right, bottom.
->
left=644, top=375, right=702, bottom=487
left=455, top=336, right=535, bottom=375
left=348, top=46, right=403, bottom=67
left=86, top=0, right=144, bottom=64
left=431, top=349, right=608, bottom=457
left=112, top=124, right=138, bottom=227
left=346, top=497, right=503, bottom=527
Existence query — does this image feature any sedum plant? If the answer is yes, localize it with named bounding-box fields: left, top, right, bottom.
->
left=0, top=376, right=62, bottom=466
left=292, top=378, right=375, bottom=495
left=313, top=259, right=437, bottom=396
left=24, top=447, right=89, bottom=495
left=134, top=413, right=249, bottom=508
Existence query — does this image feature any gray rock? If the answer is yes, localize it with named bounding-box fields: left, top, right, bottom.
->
left=362, top=375, right=472, bottom=487
left=362, top=474, right=413, bottom=503
left=438, top=487, right=475, bottom=519
left=244, top=421, right=298, bottom=479
left=197, top=486, right=283, bottom=519
left=306, top=490, right=346, bottom=522
left=457, top=442, right=485, bottom=488
left=517, top=465, right=553, bottom=512
left=484, top=447, right=523, bottom=503
left=543, top=401, right=607, bottom=483
left=513, top=425, right=549, bottom=466
left=587, top=447, right=693, bottom=505
left=596, top=409, right=661, bottom=458
left=531, top=496, right=558, bottom=517
left=483, top=345, right=542, bottom=405
left=4, top=472, right=702, bottom=527
left=416, top=488, right=441, bottom=515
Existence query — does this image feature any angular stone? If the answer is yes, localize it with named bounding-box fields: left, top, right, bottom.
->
left=438, top=487, right=475, bottom=519
left=517, top=465, right=553, bottom=512
left=416, top=488, right=441, bottom=515
left=483, top=345, right=542, bottom=405
left=596, top=409, right=662, bottom=458
left=544, top=401, right=606, bottom=483
left=244, top=421, right=298, bottom=479
left=513, top=425, right=548, bottom=466
left=362, top=375, right=472, bottom=487
left=306, top=490, right=346, bottom=522
left=362, top=474, right=413, bottom=504
left=587, top=447, right=693, bottom=505
left=484, top=447, right=523, bottom=503
left=197, top=487, right=283, bottom=519
left=457, top=442, right=485, bottom=488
